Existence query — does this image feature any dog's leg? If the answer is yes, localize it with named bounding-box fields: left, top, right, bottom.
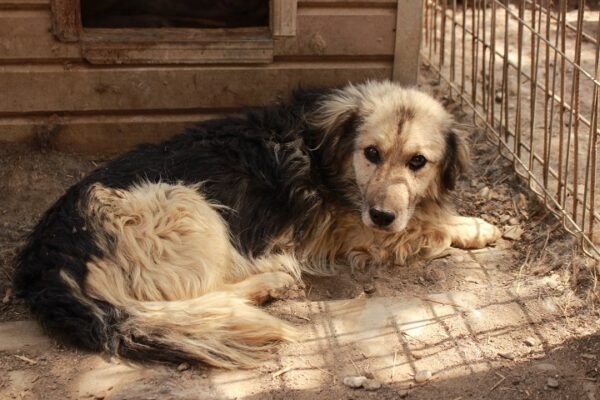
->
left=225, top=271, right=298, bottom=304
left=388, top=211, right=501, bottom=265
left=438, top=214, right=501, bottom=249
left=228, top=253, right=303, bottom=282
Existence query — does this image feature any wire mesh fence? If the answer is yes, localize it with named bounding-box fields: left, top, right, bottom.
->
left=421, top=0, right=600, bottom=258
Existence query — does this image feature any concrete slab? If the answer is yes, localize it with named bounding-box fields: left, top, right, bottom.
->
left=0, top=320, right=51, bottom=351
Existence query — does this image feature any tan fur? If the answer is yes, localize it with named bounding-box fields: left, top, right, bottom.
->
left=82, top=182, right=301, bottom=367
left=290, top=201, right=456, bottom=273
left=120, top=292, right=298, bottom=368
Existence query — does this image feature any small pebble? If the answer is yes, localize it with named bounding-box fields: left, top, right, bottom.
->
left=363, top=284, right=376, bottom=295
left=581, top=353, right=596, bottom=360
left=343, top=376, right=367, bottom=389
left=398, top=389, right=410, bottom=398
left=177, top=362, right=190, bottom=371
left=425, top=269, right=446, bottom=283
left=534, top=363, right=558, bottom=372
left=502, top=225, right=524, bottom=241
left=499, top=214, right=511, bottom=223
left=524, top=337, right=537, bottom=347
left=508, top=217, right=520, bottom=225
left=495, top=90, right=503, bottom=103
left=498, top=352, right=515, bottom=360
left=478, top=186, right=490, bottom=199
left=2, top=288, right=12, bottom=304
left=480, top=213, right=493, bottom=222
left=362, top=379, right=382, bottom=391
left=547, top=377, right=560, bottom=389
left=414, top=370, right=432, bottom=383
left=517, top=193, right=528, bottom=210
left=453, top=255, right=465, bottom=262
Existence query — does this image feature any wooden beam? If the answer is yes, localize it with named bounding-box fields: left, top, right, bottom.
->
left=81, top=28, right=273, bottom=65
left=392, top=0, right=423, bottom=85
left=0, top=62, right=392, bottom=113
left=50, top=0, right=81, bottom=42
left=0, top=0, right=48, bottom=10
left=0, top=113, right=225, bottom=155
left=271, top=0, right=298, bottom=37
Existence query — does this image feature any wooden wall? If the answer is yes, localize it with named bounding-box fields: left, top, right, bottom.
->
left=0, top=0, right=398, bottom=154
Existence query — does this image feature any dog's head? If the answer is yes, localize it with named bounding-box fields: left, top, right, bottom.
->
left=313, top=81, right=468, bottom=232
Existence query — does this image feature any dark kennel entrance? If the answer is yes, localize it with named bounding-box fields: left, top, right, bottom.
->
left=80, top=0, right=269, bottom=29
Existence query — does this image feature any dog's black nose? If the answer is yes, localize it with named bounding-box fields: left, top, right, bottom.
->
left=369, top=208, right=396, bottom=227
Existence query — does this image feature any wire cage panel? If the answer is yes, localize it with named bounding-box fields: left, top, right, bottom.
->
left=422, top=0, right=600, bottom=257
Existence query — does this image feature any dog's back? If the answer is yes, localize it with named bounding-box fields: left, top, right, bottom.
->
left=13, top=94, right=329, bottom=367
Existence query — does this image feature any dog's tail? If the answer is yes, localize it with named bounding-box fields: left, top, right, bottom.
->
left=115, top=292, right=298, bottom=368
left=16, top=266, right=298, bottom=369
left=61, top=266, right=299, bottom=368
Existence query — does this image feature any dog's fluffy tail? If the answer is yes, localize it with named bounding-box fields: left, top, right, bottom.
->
left=17, top=267, right=298, bottom=369
left=115, top=292, right=298, bottom=368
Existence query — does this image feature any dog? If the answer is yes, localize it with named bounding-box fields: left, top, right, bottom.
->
left=13, top=81, right=500, bottom=368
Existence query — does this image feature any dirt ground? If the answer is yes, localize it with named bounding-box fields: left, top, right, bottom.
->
left=1, top=85, right=600, bottom=399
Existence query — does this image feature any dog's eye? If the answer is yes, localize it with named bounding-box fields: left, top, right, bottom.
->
left=364, top=146, right=381, bottom=164
left=408, top=154, right=427, bottom=171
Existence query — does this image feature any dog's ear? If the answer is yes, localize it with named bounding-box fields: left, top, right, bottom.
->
left=311, top=87, right=361, bottom=137
left=441, top=130, right=470, bottom=191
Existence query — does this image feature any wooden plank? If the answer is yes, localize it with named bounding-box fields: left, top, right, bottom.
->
left=0, top=113, right=225, bottom=155
left=81, top=28, right=273, bottom=64
left=0, top=8, right=394, bottom=61
left=50, top=0, right=80, bottom=42
left=0, top=0, right=48, bottom=5
left=83, top=44, right=273, bottom=65
left=0, top=10, right=81, bottom=61
left=392, top=0, right=423, bottom=85
left=272, top=0, right=298, bottom=37
left=0, top=0, right=48, bottom=9
left=298, top=0, right=396, bottom=6
left=275, top=8, right=395, bottom=56
left=0, top=62, right=391, bottom=113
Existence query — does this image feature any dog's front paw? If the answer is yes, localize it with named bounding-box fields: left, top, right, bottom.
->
left=257, top=272, right=305, bottom=304
left=476, top=218, right=502, bottom=247
left=450, top=217, right=501, bottom=249
left=267, top=282, right=306, bottom=302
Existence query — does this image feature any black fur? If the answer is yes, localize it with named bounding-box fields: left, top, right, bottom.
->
left=441, top=130, right=466, bottom=191
left=13, top=87, right=362, bottom=359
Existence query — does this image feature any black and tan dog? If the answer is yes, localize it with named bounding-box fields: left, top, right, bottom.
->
left=14, top=81, right=500, bottom=368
